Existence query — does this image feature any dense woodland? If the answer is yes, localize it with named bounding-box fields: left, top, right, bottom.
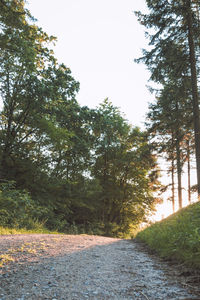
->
left=0, top=0, right=199, bottom=236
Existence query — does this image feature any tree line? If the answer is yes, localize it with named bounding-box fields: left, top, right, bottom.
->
left=0, top=0, right=159, bottom=236
left=135, top=0, right=200, bottom=211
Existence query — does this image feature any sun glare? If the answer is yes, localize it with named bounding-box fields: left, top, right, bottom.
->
left=153, top=201, right=173, bottom=221
left=152, top=190, right=198, bottom=222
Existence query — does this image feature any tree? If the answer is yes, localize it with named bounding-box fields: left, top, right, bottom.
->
left=0, top=1, right=161, bottom=234
left=183, top=0, right=200, bottom=197
left=92, top=100, right=160, bottom=234
left=146, top=79, right=194, bottom=210
left=135, top=0, right=200, bottom=199
left=0, top=1, right=82, bottom=229
left=0, top=11, right=80, bottom=179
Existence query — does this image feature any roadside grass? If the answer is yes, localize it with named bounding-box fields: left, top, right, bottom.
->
left=0, top=225, right=60, bottom=235
left=136, top=201, right=200, bottom=269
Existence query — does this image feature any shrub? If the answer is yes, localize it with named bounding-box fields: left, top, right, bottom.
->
left=0, top=181, right=48, bottom=229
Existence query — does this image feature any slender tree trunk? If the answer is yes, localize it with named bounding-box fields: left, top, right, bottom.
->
left=175, top=101, right=182, bottom=209
left=171, top=132, right=175, bottom=213
left=176, top=137, right=182, bottom=209
left=171, top=156, right=175, bottom=213
left=187, top=139, right=191, bottom=203
left=185, top=0, right=200, bottom=198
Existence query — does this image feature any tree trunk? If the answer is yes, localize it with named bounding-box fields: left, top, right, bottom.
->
left=187, top=139, right=191, bottom=203
left=171, top=156, right=175, bottom=213
left=175, top=101, right=182, bottom=209
left=176, top=137, right=182, bottom=209
left=185, top=0, right=200, bottom=198
left=171, top=132, right=175, bottom=213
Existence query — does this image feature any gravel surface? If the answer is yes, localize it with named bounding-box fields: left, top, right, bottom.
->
left=0, top=234, right=199, bottom=299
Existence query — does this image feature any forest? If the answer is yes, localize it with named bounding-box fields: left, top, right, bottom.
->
left=0, top=0, right=199, bottom=237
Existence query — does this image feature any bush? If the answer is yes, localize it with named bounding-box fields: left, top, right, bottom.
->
left=0, top=181, right=48, bottom=229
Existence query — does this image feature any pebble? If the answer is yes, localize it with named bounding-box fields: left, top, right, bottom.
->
left=0, top=234, right=199, bottom=299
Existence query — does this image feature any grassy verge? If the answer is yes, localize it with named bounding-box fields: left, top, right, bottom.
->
left=0, top=226, right=60, bottom=235
left=136, top=201, right=200, bottom=269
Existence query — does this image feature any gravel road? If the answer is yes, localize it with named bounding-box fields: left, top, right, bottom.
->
left=0, top=234, right=199, bottom=299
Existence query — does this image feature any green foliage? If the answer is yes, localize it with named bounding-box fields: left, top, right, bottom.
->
left=0, top=2, right=161, bottom=236
left=91, top=100, right=160, bottom=235
left=136, top=0, right=200, bottom=204
left=0, top=181, right=49, bottom=229
left=136, top=202, right=200, bottom=268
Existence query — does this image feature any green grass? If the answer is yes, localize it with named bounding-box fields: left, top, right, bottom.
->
left=136, top=201, right=200, bottom=269
left=0, top=226, right=60, bottom=235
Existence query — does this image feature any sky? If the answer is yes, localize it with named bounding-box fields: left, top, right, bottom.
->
left=27, top=0, right=153, bottom=128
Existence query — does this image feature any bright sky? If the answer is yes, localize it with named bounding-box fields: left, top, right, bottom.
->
left=27, top=0, right=153, bottom=128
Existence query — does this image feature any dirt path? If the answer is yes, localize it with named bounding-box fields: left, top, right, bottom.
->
left=0, top=234, right=199, bottom=299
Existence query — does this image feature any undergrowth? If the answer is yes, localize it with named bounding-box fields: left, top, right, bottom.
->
left=136, top=201, right=200, bottom=269
left=0, top=225, right=60, bottom=235
left=0, top=182, right=135, bottom=238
